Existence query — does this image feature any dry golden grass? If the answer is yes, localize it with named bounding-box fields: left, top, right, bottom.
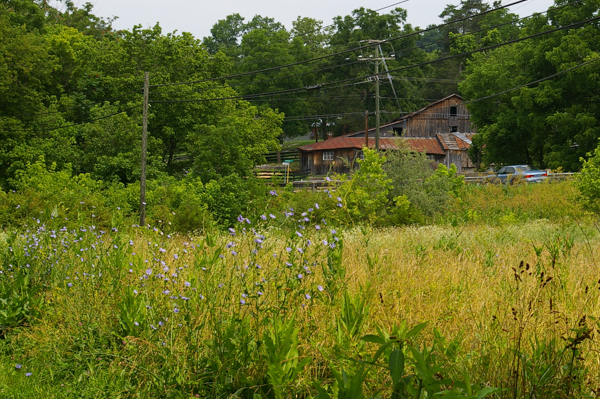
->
left=4, top=219, right=600, bottom=397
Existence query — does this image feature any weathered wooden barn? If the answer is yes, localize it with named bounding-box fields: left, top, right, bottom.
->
left=298, top=138, right=398, bottom=176
left=298, top=133, right=476, bottom=175
left=347, top=93, right=475, bottom=138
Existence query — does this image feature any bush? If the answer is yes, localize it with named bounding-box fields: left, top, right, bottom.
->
left=384, top=146, right=464, bottom=219
left=576, top=145, right=600, bottom=212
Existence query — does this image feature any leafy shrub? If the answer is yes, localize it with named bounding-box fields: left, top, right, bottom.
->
left=336, top=147, right=418, bottom=226
left=576, top=144, right=600, bottom=212
left=384, top=147, right=463, bottom=219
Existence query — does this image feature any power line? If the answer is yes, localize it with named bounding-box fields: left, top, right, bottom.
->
left=284, top=110, right=402, bottom=122
left=224, top=0, right=412, bottom=64
left=151, top=3, right=520, bottom=99
left=148, top=14, right=600, bottom=104
left=3, top=105, right=142, bottom=134
left=282, top=56, right=600, bottom=122
left=150, top=0, right=528, bottom=88
left=149, top=0, right=583, bottom=102
left=465, top=56, right=600, bottom=104
left=12, top=88, right=144, bottom=122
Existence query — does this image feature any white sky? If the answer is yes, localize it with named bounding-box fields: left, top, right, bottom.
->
left=51, top=0, right=557, bottom=39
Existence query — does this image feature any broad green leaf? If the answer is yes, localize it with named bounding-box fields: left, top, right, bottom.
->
left=361, top=334, right=386, bottom=345
left=389, top=349, right=405, bottom=386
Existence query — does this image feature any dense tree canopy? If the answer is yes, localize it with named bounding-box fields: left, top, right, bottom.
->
left=0, top=0, right=599, bottom=193
left=461, top=0, right=600, bottom=170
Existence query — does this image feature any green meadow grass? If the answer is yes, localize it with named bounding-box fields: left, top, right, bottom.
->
left=1, top=210, right=600, bottom=398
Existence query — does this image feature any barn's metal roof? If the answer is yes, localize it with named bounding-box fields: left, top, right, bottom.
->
left=298, top=137, right=399, bottom=151
left=402, top=138, right=445, bottom=155
left=298, top=136, right=449, bottom=155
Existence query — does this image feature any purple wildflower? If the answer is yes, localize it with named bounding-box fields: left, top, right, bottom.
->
left=305, top=293, right=311, bottom=300
left=318, top=285, right=324, bottom=292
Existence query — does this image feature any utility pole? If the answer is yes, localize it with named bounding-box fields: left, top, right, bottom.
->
left=374, top=45, right=380, bottom=151
left=364, top=110, right=369, bottom=148
left=140, top=71, right=149, bottom=227
left=359, top=40, right=394, bottom=151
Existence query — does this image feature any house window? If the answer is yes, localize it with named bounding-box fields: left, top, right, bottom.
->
left=323, top=151, right=334, bottom=161
left=450, top=106, right=457, bottom=116
left=450, top=126, right=458, bottom=132
left=358, top=151, right=364, bottom=160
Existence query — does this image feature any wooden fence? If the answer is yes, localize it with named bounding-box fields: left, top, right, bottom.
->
left=463, top=172, right=576, bottom=184
left=254, top=167, right=311, bottom=185
left=264, top=150, right=300, bottom=164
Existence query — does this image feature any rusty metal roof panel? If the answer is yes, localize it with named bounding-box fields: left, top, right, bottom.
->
left=403, top=138, right=445, bottom=155
left=298, top=136, right=447, bottom=154
left=298, top=137, right=384, bottom=151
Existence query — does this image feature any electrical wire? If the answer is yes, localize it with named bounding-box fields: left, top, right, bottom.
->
left=12, top=88, right=144, bottom=122
left=143, top=0, right=584, bottom=100
left=149, top=0, right=529, bottom=88
left=3, top=105, right=142, bottom=134
left=282, top=56, right=600, bottom=122
left=148, top=14, right=600, bottom=104
left=465, top=56, right=600, bottom=104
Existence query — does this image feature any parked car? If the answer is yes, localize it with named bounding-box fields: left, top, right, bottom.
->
left=485, top=165, right=548, bottom=184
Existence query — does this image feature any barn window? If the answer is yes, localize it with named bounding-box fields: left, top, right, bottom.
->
left=393, top=127, right=403, bottom=136
left=450, top=126, right=458, bottom=132
left=450, top=106, right=457, bottom=116
left=323, top=151, right=334, bottom=161
left=358, top=151, right=364, bottom=160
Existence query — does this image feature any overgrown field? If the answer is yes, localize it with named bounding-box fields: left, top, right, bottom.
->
left=1, top=205, right=600, bottom=398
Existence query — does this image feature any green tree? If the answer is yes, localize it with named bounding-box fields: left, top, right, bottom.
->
left=338, top=147, right=393, bottom=225
left=460, top=0, right=600, bottom=170
left=74, top=102, right=163, bottom=183
left=188, top=101, right=283, bottom=182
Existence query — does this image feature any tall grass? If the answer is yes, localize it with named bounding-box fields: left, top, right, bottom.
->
left=449, top=181, right=584, bottom=225
left=1, top=207, right=600, bottom=397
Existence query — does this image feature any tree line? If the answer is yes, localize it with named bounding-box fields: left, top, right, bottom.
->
left=0, top=0, right=599, bottom=192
